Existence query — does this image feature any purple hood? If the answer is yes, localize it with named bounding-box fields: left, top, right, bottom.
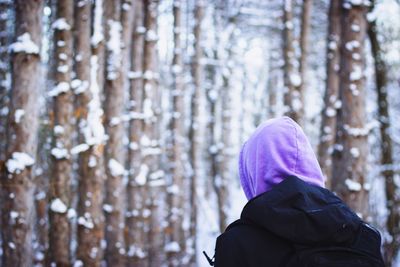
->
left=239, top=116, right=325, bottom=200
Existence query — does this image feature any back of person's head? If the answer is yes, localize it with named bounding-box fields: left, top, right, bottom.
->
left=239, top=116, right=325, bottom=200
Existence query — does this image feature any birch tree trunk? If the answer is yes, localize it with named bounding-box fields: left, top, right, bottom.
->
left=331, top=1, right=369, bottom=218
left=189, top=3, right=204, bottom=265
left=1, top=1, right=43, bottom=266
left=75, top=1, right=105, bottom=266
left=126, top=0, right=148, bottom=266
left=368, top=2, right=399, bottom=264
left=48, top=0, right=74, bottom=265
left=166, top=0, right=186, bottom=265
left=318, top=0, right=341, bottom=187
left=282, top=0, right=301, bottom=124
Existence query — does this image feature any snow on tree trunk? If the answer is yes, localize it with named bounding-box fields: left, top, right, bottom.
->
left=297, top=0, right=312, bottom=124
left=1, top=0, right=43, bottom=266
left=0, top=0, right=11, bottom=167
left=125, top=0, right=148, bottom=266
left=189, top=2, right=204, bottom=265
left=74, top=1, right=105, bottom=266
left=318, top=0, right=341, bottom=187
left=0, top=0, right=12, bottom=258
left=141, top=1, right=164, bottom=266
left=368, top=2, right=399, bottom=265
left=166, top=0, right=186, bottom=266
left=282, top=0, right=302, bottom=124
left=103, top=0, right=131, bottom=266
left=48, top=0, right=74, bottom=265
left=215, top=17, right=237, bottom=233
left=331, top=1, right=369, bottom=218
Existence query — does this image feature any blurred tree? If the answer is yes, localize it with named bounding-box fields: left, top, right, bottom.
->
left=332, top=0, right=369, bottom=218
left=125, top=0, right=147, bottom=266
left=318, top=0, right=341, bottom=187
left=74, top=1, right=105, bottom=266
left=48, top=0, right=74, bottom=265
left=368, top=1, right=399, bottom=265
left=1, top=0, right=44, bottom=265
left=189, top=2, right=204, bottom=265
left=166, top=0, right=186, bottom=266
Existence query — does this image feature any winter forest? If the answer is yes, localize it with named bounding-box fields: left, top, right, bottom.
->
left=1, top=0, right=400, bottom=266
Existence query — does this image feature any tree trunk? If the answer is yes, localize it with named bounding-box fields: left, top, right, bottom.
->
left=282, top=0, right=301, bottom=124
left=368, top=2, right=399, bottom=265
left=48, top=1, right=74, bottom=265
left=318, top=0, right=341, bottom=187
left=0, top=0, right=11, bottom=167
left=75, top=1, right=105, bottom=266
left=297, top=0, right=312, bottom=123
left=103, top=0, right=129, bottom=266
left=1, top=1, right=43, bottom=266
left=189, top=3, right=204, bottom=266
left=0, top=1, right=12, bottom=259
left=331, top=1, right=369, bottom=218
left=141, top=1, right=163, bottom=266
left=166, top=0, right=186, bottom=266
left=125, top=0, right=147, bottom=266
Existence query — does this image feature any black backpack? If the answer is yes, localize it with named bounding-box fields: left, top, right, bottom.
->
left=285, top=223, right=385, bottom=267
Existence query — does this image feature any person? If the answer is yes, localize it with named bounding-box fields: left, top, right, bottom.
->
left=211, top=116, right=384, bottom=267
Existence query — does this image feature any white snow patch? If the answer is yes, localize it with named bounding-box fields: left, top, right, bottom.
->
left=106, top=20, right=122, bottom=80
left=48, top=82, right=70, bottom=97
left=54, top=125, right=65, bottom=135
left=290, top=73, right=302, bottom=87
left=350, top=65, right=363, bottom=81
left=6, top=152, right=35, bottom=174
left=9, top=33, right=40, bottom=54
left=50, top=198, right=68, bottom=213
left=350, top=147, right=360, bottom=158
left=108, top=158, right=125, bottom=177
left=91, top=0, right=104, bottom=47
left=164, top=241, right=180, bottom=253
left=135, top=164, right=149, bottom=185
left=14, top=109, right=25, bottom=123
left=71, top=143, right=90, bottom=155
left=52, top=18, right=71, bottom=31
left=103, top=204, right=113, bottom=213
left=77, top=216, right=94, bottom=229
left=345, top=179, right=362, bottom=191
left=51, top=147, right=69, bottom=159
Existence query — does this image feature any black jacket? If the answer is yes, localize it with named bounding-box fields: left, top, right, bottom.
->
left=214, top=176, right=384, bottom=267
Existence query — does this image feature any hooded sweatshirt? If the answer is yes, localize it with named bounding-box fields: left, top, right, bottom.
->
left=239, top=116, right=325, bottom=199
left=213, top=117, right=384, bottom=267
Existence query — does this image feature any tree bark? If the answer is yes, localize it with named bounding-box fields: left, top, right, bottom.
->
left=297, top=0, right=312, bottom=124
left=1, top=1, right=43, bottom=266
left=0, top=0, right=11, bottom=167
left=282, top=0, right=302, bottom=124
left=0, top=1, right=12, bottom=259
left=48, top=1, right=74, bottom=265
left=331, top=1, right=369, bottom=218
left=189, top=3, right=204, bottom=266
left=141, top=1, right=163, bottom=266
left=103, top=0, right=130, bottom=266
left=318, top=0, right=341, bottom=187
left=368, top=2, right=399, bottom=265
left=166, top=0, right=186, bottom=266
left=74, top=1, right=105, bottom=266
left=125, top=1, right=148, bottom=266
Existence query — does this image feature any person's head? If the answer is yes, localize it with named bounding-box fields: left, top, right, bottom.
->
left=239, top=116, right=325, bottom=200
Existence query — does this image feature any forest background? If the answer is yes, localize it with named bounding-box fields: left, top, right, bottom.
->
left=1, top=0, right=400, bottom=266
